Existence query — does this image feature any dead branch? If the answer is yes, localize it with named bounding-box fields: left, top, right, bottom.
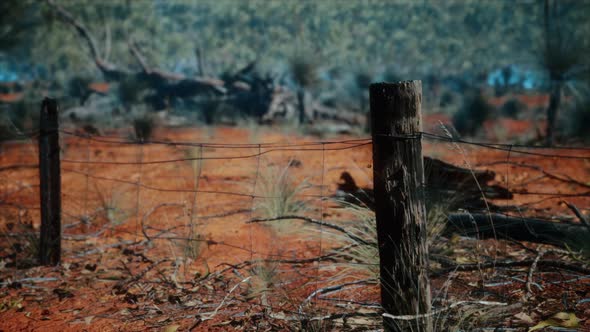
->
left=46, top=0, right=226, bottom=95
left=446, top=212, right=590, bottom=251
left=478, top=160, right=590, bottom=190
left=248, top=215, right=375, bottom=246
left=0, top=163, right=38, bottom=172
left=113, top=258, right=169, bottom=294
left=383, top=300, right=508, bottom=321
left=199, top=276, right=251, bottom=321
left=128, top=39, right=151, bottom=73
left=45, top=0, right=126, bottom=79
left=431, top=258, right=590, bottom=277
left=564, top=201, right=590, bottom=229
left=524, top=249, right=546, bottom=301
left=141, top=202, right=185, bottom=241
left=212, top=252, right=340, bottom=278
left=299, top=278, right=377, bottom=311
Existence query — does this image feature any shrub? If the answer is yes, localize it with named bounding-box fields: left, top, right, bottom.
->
left=132, top=114, right=155, bottom=142
left=439, top=91, right=455, bottom=108
left=68, top=76, right=92, bottom=105
left=452, top=90, right=493, bottom=136
left=501, top=98, right=525, bottom=119
left=254, top=164, right=309, bottom=233
left=0, top=100, right=38, bottom=142
left=564, top=97, right=590, bottom=140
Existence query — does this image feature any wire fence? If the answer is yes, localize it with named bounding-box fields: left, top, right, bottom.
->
left=1, top=112, right=589, bottom=328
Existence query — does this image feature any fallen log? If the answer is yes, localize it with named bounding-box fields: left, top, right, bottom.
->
left=446, top=212, right=590, bottom=253
left=335, top=156, right=513, bottom=211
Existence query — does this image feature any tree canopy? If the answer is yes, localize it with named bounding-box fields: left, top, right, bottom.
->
left=0, top=1, right=562, bottom=85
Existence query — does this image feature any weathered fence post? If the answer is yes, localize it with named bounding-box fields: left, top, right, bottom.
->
left=370, top=81, right=432, bottom=331
left=39, top=97, right=61, bottom=265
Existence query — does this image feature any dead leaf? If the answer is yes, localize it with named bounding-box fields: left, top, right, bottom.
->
left=455, top=256, right=474, bottom=264
left=528, top=312, right=580, bottom=331
left=162, top=324, right=180, bottom=332
left=514, top=312, right=534, bottom=324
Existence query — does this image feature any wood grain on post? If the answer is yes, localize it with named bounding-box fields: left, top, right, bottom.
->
left=39, top=97, right=61, bottom=266
left=370, top=81, right=432, bottom=331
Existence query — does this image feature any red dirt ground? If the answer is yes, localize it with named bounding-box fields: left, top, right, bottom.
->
left=1, top=123, right=589, bottom=331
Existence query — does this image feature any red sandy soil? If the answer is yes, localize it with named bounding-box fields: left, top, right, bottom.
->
left=0, top=124, right=589, bottom=331
left=88, top=83, right=110, bottom=94
left=488, top=94, right=550, bottom=109
left=0, top=93, right=24, bottom=104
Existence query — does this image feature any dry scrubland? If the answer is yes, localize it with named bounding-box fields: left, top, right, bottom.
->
left=0, top=117, right=589, bottom=331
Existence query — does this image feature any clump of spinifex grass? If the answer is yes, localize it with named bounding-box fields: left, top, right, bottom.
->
left=254, top=163, right=310, bottom=234
left=183, top=145, right=204, bottom=260
left=328, top=199, right=449, bottom=281
left=94, top=182, right=131, bottom=226
left=245, top=260, right=280, bottom=307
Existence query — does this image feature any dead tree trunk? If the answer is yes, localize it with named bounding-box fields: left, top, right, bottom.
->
left=545, top=81, right=561, bottom=146
left=370, top=81, right=432, bottom=331
left=38, top=98, right=61, bottom=266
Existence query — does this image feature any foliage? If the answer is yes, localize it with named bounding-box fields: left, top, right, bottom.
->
left=0, top=0, right=42, bottom=54
left=501, top=98, right=526, bottom=119
left=537, top=0, right=590, bottom=144
left=0, top=100, right=39, bottom=142
left=564, top=97, right=590, bottom=141
left=288, top=53, right=319, bottom=91
left=452, top=90, right=493, bottom=136
left=439, top=91, right=456, bottom=109
left=1, top=0, right=589, bottom=141
left=67, top=75, right=93, bottom=104
left=132, top=114, right=155, bottom=143
left=2, top=2, right=557, bottom=87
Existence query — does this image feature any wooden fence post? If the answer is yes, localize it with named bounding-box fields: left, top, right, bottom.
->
left=39, top=97, right=61, bottom=266
left=370, top=81, right=432, bottom=331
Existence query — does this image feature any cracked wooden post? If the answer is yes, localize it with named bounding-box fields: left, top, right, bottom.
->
left=39, top=97, right=61, bottom=265
left=370, top=81, right=432, bottom=331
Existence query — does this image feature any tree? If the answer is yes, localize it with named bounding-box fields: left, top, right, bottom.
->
left=288, top=53, right=319, bottom=125
left=540, top=0, right=590, bottom=145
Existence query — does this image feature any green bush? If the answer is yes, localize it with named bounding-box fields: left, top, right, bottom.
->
left=132, top=114, right=155, bottom=142
left=0, top=100, right=38, bottom=142
left=68, top=76, right=92, bottom=104
left=564, top=97, right=590, bottom=140
left=439, top=91, right=455, bottom=108
left=452, top=90, right=493, bottom=136
left=501, top=98, right=525, bottom=119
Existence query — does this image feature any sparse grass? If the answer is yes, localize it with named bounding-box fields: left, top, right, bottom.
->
left=94, top=182, right=131, bottom=226
left=329, top=198, right=450, bottom=282
left=184, top=145, right=204, bottom=260
left=254, top=163, right=309, bottom=234
left=432, top=302, right=508, bottom=331
left=329, top=200, right=379, bottom=280
left=245, top=260, right=280, bottom=302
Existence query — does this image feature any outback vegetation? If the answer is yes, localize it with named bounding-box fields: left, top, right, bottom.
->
left=0, top=0, right=590, bottom=331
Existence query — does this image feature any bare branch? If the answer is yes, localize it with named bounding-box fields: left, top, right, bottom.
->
left=248, top=215, right=375, bottom=246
